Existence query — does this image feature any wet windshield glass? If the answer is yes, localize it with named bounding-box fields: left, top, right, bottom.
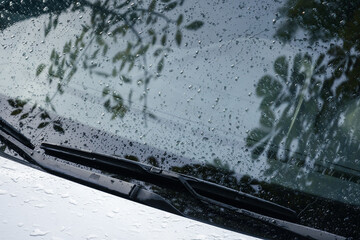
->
left=1, top=0, right=360, bottom=237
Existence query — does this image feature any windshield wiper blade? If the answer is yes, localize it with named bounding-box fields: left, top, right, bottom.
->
left=0, top=120, right=182, bottom=216
left=40, top=142, right=297, bottom=222
left=34, top=154, right=184, bottom=216
left=0, top=117, right=34, bottom=149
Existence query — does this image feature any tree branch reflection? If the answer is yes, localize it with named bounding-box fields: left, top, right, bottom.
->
left=247, top=0, right=360, bottom=186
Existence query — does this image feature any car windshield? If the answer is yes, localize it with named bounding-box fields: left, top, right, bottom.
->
left=1, top=0, right=360, bottom=238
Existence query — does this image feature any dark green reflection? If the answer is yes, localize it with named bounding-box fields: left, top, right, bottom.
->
left=247, top=0, right=360, bottom=186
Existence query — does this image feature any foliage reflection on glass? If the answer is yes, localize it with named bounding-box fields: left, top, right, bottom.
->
left=0, top=0, right=204, bottom=153
left=247, top=0, right=360, bottom=184
left=34, top=0, right=203, bottom=120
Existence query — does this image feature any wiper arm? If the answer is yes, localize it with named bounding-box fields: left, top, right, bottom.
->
left=40, top=142, right=297, bottom=222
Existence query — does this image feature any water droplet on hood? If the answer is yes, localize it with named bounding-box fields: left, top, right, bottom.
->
left=29, top=228, right=48, bottom=237
left=0, top=189, right=7, bottom=195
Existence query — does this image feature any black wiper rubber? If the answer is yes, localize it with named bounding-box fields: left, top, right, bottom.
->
left=40, top=142, right=298, bottom=222
left=0, top=117, right=34, bottom=149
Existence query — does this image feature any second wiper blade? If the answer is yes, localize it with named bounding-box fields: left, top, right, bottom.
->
left=0, top=117, right=34, bottom=149
left=41, top=142, right=297, bottom=222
